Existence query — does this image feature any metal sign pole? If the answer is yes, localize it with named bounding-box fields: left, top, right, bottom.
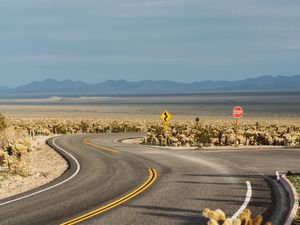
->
left=233, top=106, right=243, bottom=148
left=235, top=118, right=238, bottom=148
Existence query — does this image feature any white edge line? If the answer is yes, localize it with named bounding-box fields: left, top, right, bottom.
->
left=231, top=181, right=252, bottom=220
left=0, top=137, right=81, bottom=207
left=276, top=170, right=287, bottom=181
left=276, top=171, right=280, bottom=181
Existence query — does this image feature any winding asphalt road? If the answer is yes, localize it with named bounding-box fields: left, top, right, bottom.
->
left=0, top=133, right=299, bottom=225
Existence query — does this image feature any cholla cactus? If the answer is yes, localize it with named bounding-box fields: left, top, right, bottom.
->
left=0, top=127, right=31, bottom=175
left=144, top=120, right=300, bottom=147
left=202, top=208, right=272, bottom=225
left=6, top=118, right=300, bottom=147
left=0, top=113, right=8, bottom=131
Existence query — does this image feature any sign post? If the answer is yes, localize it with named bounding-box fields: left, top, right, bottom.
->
left=195, top=117, right=200, bottom=130
left=233, top=106, right=243, bottom=148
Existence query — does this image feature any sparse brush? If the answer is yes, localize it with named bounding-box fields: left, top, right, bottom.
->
left=0, top=113, right=8, bottom=131
left=203, top=208, right=211, bottom=218
left=239, top=208, right=251, bottom=225
left=208, top=219, right=219, bottom=225
left=208, top=211, right=220, bottom=221
left=0, top=120, right=31, bottom=175
left=252, top=215, right=263, bottom=225
left=203, top=208, right=272, bottom=225
left=222, top=219, right=233, bottom=225
left=6, top=117, right=300, bottom=147
left=0, top=150, right=6, bottom=165
left=215, top=209, right=226, bottom=223
left=233, top=219, right=242, bottom=225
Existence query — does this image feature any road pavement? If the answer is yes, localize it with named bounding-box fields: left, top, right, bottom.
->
left=0, top=133, right=299, bottom=225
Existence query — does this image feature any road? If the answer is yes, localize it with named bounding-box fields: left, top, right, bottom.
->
left=0, top=133, right=299, bottom=225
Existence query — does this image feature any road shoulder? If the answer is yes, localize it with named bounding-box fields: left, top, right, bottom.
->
left=0, top=136, right=68, bottom=200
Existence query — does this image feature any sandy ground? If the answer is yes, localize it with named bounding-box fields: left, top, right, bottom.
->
left=1, top=95, right=300, bottom=125
left=0, top=136, right=68, bottom=200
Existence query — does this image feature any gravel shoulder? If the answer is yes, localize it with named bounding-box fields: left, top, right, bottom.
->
left=288, top=175, right=300, bottom=224
left=0, top=136, right=68, bottom=200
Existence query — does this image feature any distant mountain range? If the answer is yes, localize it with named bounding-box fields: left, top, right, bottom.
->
left=1, top=75, right=300, bottom=97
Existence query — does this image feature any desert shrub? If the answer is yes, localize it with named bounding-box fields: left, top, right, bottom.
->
left=0, top=127, right=31, bottom=175
left=6, top=118, right=300, bottom=147
left=202, top=208, right=272, bottom=225
left=0, top=113, right=8, bottom=131
left=0, top=150, right=5, bottom=165
left=144, top=121, right=300, bottom=147
left=195, top=127, right=211, bottom=147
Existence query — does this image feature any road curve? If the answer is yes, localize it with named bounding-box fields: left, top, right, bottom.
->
left=0, top=133, right=299, bottom=225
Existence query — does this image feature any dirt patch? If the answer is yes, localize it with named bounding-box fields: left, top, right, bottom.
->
left=0, top=136, right=68, bottom=200
left=121, top=138, right=144, bottom=144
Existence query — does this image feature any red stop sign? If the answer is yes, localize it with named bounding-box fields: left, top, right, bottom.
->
left=233, top=106, right=243, bottom=118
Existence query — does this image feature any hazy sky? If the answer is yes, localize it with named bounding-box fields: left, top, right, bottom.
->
left=0, top=0, right=299, bottom=87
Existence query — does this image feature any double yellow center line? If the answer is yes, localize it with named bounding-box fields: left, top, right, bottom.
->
left=60, top=139, right=157, bottom=225
left=83, top=138, right=120, bottom=154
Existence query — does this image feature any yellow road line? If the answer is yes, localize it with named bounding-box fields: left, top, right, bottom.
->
left=83, top=138, right=119, bottom=154
left=60, top=168, right=157, bottom=225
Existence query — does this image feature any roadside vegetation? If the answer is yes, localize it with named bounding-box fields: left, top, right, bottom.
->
left=202, top=208, right=272, bottom=225
left=145, top=121, right=300, bottom=147
left=8, top=118, right=300, bottom=147
left=10, top=118, right=145, bottom=135
left=0, top=113, right=31, bottom=177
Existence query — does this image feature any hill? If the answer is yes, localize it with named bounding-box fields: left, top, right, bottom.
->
left=1, top=75, right=300, bottom=97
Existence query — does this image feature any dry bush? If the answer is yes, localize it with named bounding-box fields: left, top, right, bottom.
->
left=202, top=208, right=272, bottom=225
left=8, top=117, right=300, bottom=147
left=10, top=118, right=146, bottom=136
left=144, top=121, right=300, bottom=147
left=0, top=114, right=31, bottom=175
left=0, top=113, right=8, bottom=131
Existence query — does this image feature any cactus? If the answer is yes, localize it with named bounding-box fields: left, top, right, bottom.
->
left=0, top=126, right=31, bottom=175
left=4, top=118, right=300, bottom=147
left=0, top=113, right=8, bottom=131
left=202, top=208, right=272, bottom=225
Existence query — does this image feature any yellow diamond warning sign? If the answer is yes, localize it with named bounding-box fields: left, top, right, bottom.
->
left=160, top=111, right=172, bottom=122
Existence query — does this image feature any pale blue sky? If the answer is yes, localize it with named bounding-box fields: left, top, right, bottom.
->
left=0, top=0, right=299, bottom=86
